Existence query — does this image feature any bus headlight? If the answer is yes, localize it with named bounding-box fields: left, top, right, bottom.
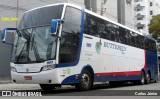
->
left=11, top=66, right=17, bottom=72
left=41, top=64, right=55, bottom=71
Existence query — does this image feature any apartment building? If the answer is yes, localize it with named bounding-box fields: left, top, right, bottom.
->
left=134, top=0, right=160, bottom=35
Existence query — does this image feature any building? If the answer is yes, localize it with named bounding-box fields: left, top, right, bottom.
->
left=133, top=0, right=160, bottom=35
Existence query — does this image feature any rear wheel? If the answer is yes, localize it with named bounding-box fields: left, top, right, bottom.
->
left=134, top=71, right=145, bottom=85
left=153, top=78, right=158, bottom=83
left=39, top=84, right=55, bottom=91
left=145, top=72, right=151, bottom=84
left=75, top=69, right=93, bottom=91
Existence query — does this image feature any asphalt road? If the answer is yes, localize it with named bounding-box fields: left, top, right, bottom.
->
left=0, top=82, right=160, bottom=96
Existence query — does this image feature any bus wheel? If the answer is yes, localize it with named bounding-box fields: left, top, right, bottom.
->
left=77, top=70, right=93, bottom=91
left=134, top=71, right=145, bottom=85
left=139, top=71, right=145, bottom=85
left=145, top=72, right=151, bottom=84
left=39, top=84, right=55, bottom=91
left=153, top=78, right=158, bottom=83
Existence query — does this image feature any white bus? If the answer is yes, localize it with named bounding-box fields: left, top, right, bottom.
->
left=2, top=3, right=158, bottom=91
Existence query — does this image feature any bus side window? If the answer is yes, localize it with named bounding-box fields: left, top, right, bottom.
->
left=106, top=24, right=111, bottom=40
left=119, top=27, right=126, bottom=44
left=149, top=40, right=157, bottom=52
left=125, top=30, right=130, bottom=45
left=84, top=13, right=100, bottom=37
left=145, top=39, right=149, bottom=50
left=109, top=23, right=117, bottom=41
left=59, top=7, right=81, bottom=64
left=130, top=32, right=137, bottom=47
left=114, top=26, right=120, bottom=42
left=139, top=35, right=145, bottom=49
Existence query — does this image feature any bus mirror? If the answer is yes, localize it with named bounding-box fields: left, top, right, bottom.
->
left=51, top=19, right=64, bottom=35
left=1, top=28, right=17, bottom=46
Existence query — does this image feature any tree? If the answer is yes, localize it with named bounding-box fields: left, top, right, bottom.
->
left=148, top=14, right=160, bottom=40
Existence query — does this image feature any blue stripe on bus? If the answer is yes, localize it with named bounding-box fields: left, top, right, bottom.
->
left=56, top=7, right=85, bottom=68
left=61, top=74, right=141, bottom=84
left=61, top=75, right=80, bottom=84
left=94, top=75, right=140, bottom=82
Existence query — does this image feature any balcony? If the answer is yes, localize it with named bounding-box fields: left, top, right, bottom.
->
left=135, top=11, right=145, bottom=18
left=135, top=20, right=146, bottom=27
left=135, top=2, right=145, bottom=10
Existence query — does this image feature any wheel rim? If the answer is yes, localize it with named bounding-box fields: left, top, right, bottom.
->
left=81, top=73, right=90, bottom=87
left=141, top=73, right=145, bottom=84
left=146, top=74, right=150, bottom=83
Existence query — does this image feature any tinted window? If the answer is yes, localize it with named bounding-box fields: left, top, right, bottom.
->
left=125, top=29, right=131, bottom=45
left=59, top=7, right=81, bottom=63
left=18, top=5, right=64, bottom=29
left=84, top=12, right=156, bottom=51
left=84, top=13, right=100, bottom=37
left=145, top=39, right=157, bottom=52
left=119, top=27, right=126, bottom=44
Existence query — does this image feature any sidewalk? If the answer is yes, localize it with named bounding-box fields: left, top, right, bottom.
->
left=0, top=77, right=12, bottom=84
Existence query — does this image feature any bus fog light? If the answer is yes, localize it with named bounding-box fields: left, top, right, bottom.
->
left=41, top=65, right=55, bottom=71
left=11, top=66, right=17, bottom=72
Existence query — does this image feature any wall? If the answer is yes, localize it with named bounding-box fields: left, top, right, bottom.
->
left=0, top=31, right=14, bottom=76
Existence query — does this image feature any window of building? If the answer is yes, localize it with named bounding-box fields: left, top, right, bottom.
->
left=137, top=18, right=143, bottom=20
left=150, top=11, right=153, bottom=15
left=150, top=2, right=153, bottom=6
left=137, top=27, right=143, bottom=30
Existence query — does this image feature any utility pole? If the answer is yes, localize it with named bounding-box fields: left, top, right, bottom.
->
left=16, top=0, right=19, bottom=28
left=117, top=0, right=125, bottom=25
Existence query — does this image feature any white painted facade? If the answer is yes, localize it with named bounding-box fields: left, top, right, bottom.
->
left=133, top=0, right=160, bottom=35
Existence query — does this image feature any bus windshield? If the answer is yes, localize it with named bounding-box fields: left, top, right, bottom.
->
left=11, top=4, right=64, bottom=64
left=12, top=26, right=57, bottom=64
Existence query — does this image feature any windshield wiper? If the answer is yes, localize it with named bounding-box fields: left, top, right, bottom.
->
left=30, top=33, right=42, bottom=62
left=16, top=42, right=27, bottom=63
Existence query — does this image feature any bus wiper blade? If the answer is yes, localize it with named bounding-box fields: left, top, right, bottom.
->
left=16, top=42, right=27, bottom=63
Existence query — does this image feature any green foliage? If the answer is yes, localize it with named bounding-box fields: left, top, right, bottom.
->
left=148, top=14, right=160, bottom=40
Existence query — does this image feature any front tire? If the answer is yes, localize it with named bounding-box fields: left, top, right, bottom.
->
left=76, top=69, right=93, bottom=91
left=39, top=84, right=55, bottom=91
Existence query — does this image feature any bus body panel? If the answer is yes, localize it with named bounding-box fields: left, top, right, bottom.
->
left=62, top=34, right=145, bottom=83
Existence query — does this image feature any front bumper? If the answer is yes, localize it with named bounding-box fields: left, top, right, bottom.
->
left=11, top=69, right=60, bottom=84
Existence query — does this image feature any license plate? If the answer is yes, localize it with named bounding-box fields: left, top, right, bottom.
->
left=24, top=76, right=32, bottom=80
